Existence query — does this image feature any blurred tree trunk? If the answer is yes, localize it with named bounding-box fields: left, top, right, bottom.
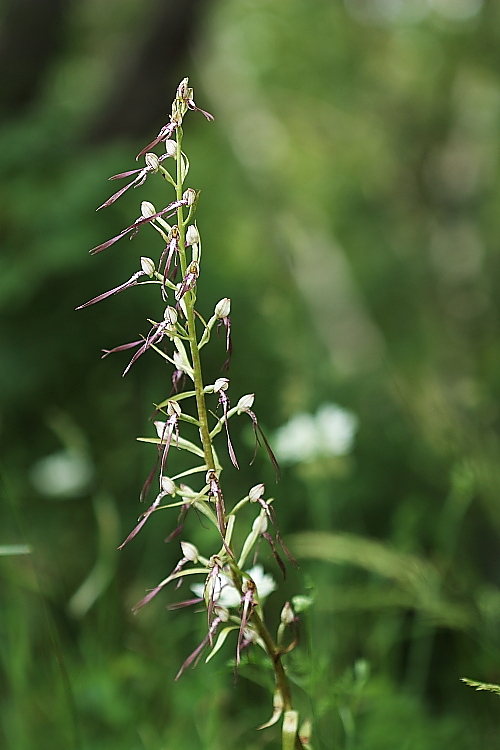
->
left=84, top=0, right=211, bottom=144
left=0, top=0, right=70, bottom=117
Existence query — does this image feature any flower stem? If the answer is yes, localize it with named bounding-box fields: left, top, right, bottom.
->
left=174, top=114, right=300, bottom=750
left=175, top=127, right=216, bottom=475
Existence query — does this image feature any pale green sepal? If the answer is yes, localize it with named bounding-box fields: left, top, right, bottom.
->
left=193, top=500, right=219, bottom=528
left=157, top=391, right=197, bottom=408
left=180, top=151, right=190, bottom=181
left=205, top=626, right=238, bottom=663
left=136, top=435, right=205, bottom=459
left=171, top=465, right=207, bottom=481
left=220, top=514, right=235, bottom=553
left=159, top=166, right=176, bottom=187
left=257, top=690, right=283, bottom=730
left=237, top=509, right=267, bottom=569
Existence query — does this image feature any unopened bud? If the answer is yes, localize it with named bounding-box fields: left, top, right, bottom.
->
left=182, top=188, right=197, bottom=206
left=252, top=512, right=268, bottom=535
left=215, top=605, right=229, bottom=622
left=280, top=601, right=295, bottom=625
left=237, top=394, right=255, bottom=414
left=177, top=77, right=190, bottom=100
left=163, top=306, right=178, bottom=326
left=214, top=298, right=231, bottom=319
left=161, top=476, right=176, bottom=495
left=141, top=200, right=156, bottom=218
left=164, top=139, right=177, bottom=157
left=180, top=540, right=199, bottom=562
left=249, top=483, right=265, bottom=503
left=140, top=256, right=155, bottom=277
left=145, top=152, right=159, bottom=171
left=214, top=377, right=229, bottom=392
left=185, top=224, right=200, bottom=246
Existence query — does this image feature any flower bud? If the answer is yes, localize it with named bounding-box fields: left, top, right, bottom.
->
left=141, top=200, right=156, bottom=218
left=252, top=512, right=268, bottom=535
left=144, top=152, right=159, bottom=171
left=237, top=394, right=255, bottom=414
left=214, top=298, right=231, bottom=319
left=185, top=224, right=200, bottom=246
left=180, top=540, right=199, bottom=562
left=213, top=377, right=229, bottom=392
left=177, top=77, right=190, bottom=100
left=215, top=605, right=229, bottom=622
left=182, top=188, right=197, bottom=206
left=164, top=139, right=177, bottom=157
left=163, top=306, right=178, bottom=326
left=161, top=476, right=176, bottom=495
left=280, top=601, right=295, bottom=625
left=140, top=256, right=155, bottom=277
left=249, top=483, right=265, bottom=503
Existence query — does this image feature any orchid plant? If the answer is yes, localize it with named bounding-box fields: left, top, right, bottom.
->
left=78, top=79, right=310, bottom=750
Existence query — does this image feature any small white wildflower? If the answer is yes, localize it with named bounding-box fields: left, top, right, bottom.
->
left=273, top=403, right=358, bottom=464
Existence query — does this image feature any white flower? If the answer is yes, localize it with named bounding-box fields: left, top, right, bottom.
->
left=191, top=564, right=276, bottom=608
left=273, top=402, right=358, bottom=464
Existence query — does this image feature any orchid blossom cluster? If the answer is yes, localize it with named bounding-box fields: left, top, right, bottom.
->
left=79, top=79, right=309, bottom=750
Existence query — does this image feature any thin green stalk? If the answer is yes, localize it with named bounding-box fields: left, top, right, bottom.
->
left=175, top=127, right=216, bottom=475
left=173, top=127, right=299, bottom=747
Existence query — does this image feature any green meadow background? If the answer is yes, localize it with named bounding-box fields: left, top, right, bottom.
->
left=2, top=1, right=500, bottom=748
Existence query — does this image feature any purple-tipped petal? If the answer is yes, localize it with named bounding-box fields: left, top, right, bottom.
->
left=118, top=494, right=163, bottom=549
left=76, top=272, right=144, bottom=309
left=90, top=199, right=187, bottom=255
left=101, top=340, right=143, bottom=358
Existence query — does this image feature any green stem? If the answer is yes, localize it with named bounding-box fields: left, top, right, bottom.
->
left=174, top=119, right=300, bottom=750
left=174, top=127, right=215, bottom=477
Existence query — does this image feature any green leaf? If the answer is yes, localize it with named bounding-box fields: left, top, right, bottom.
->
left=137, top=435, right=205, bottom=458
left=461, top=678, right=500, bottom=696
left=205, top=626, right=238, bottom=663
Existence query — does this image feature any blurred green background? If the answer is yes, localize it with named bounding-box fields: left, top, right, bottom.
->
left=2, top=0, right=500, bottom=748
